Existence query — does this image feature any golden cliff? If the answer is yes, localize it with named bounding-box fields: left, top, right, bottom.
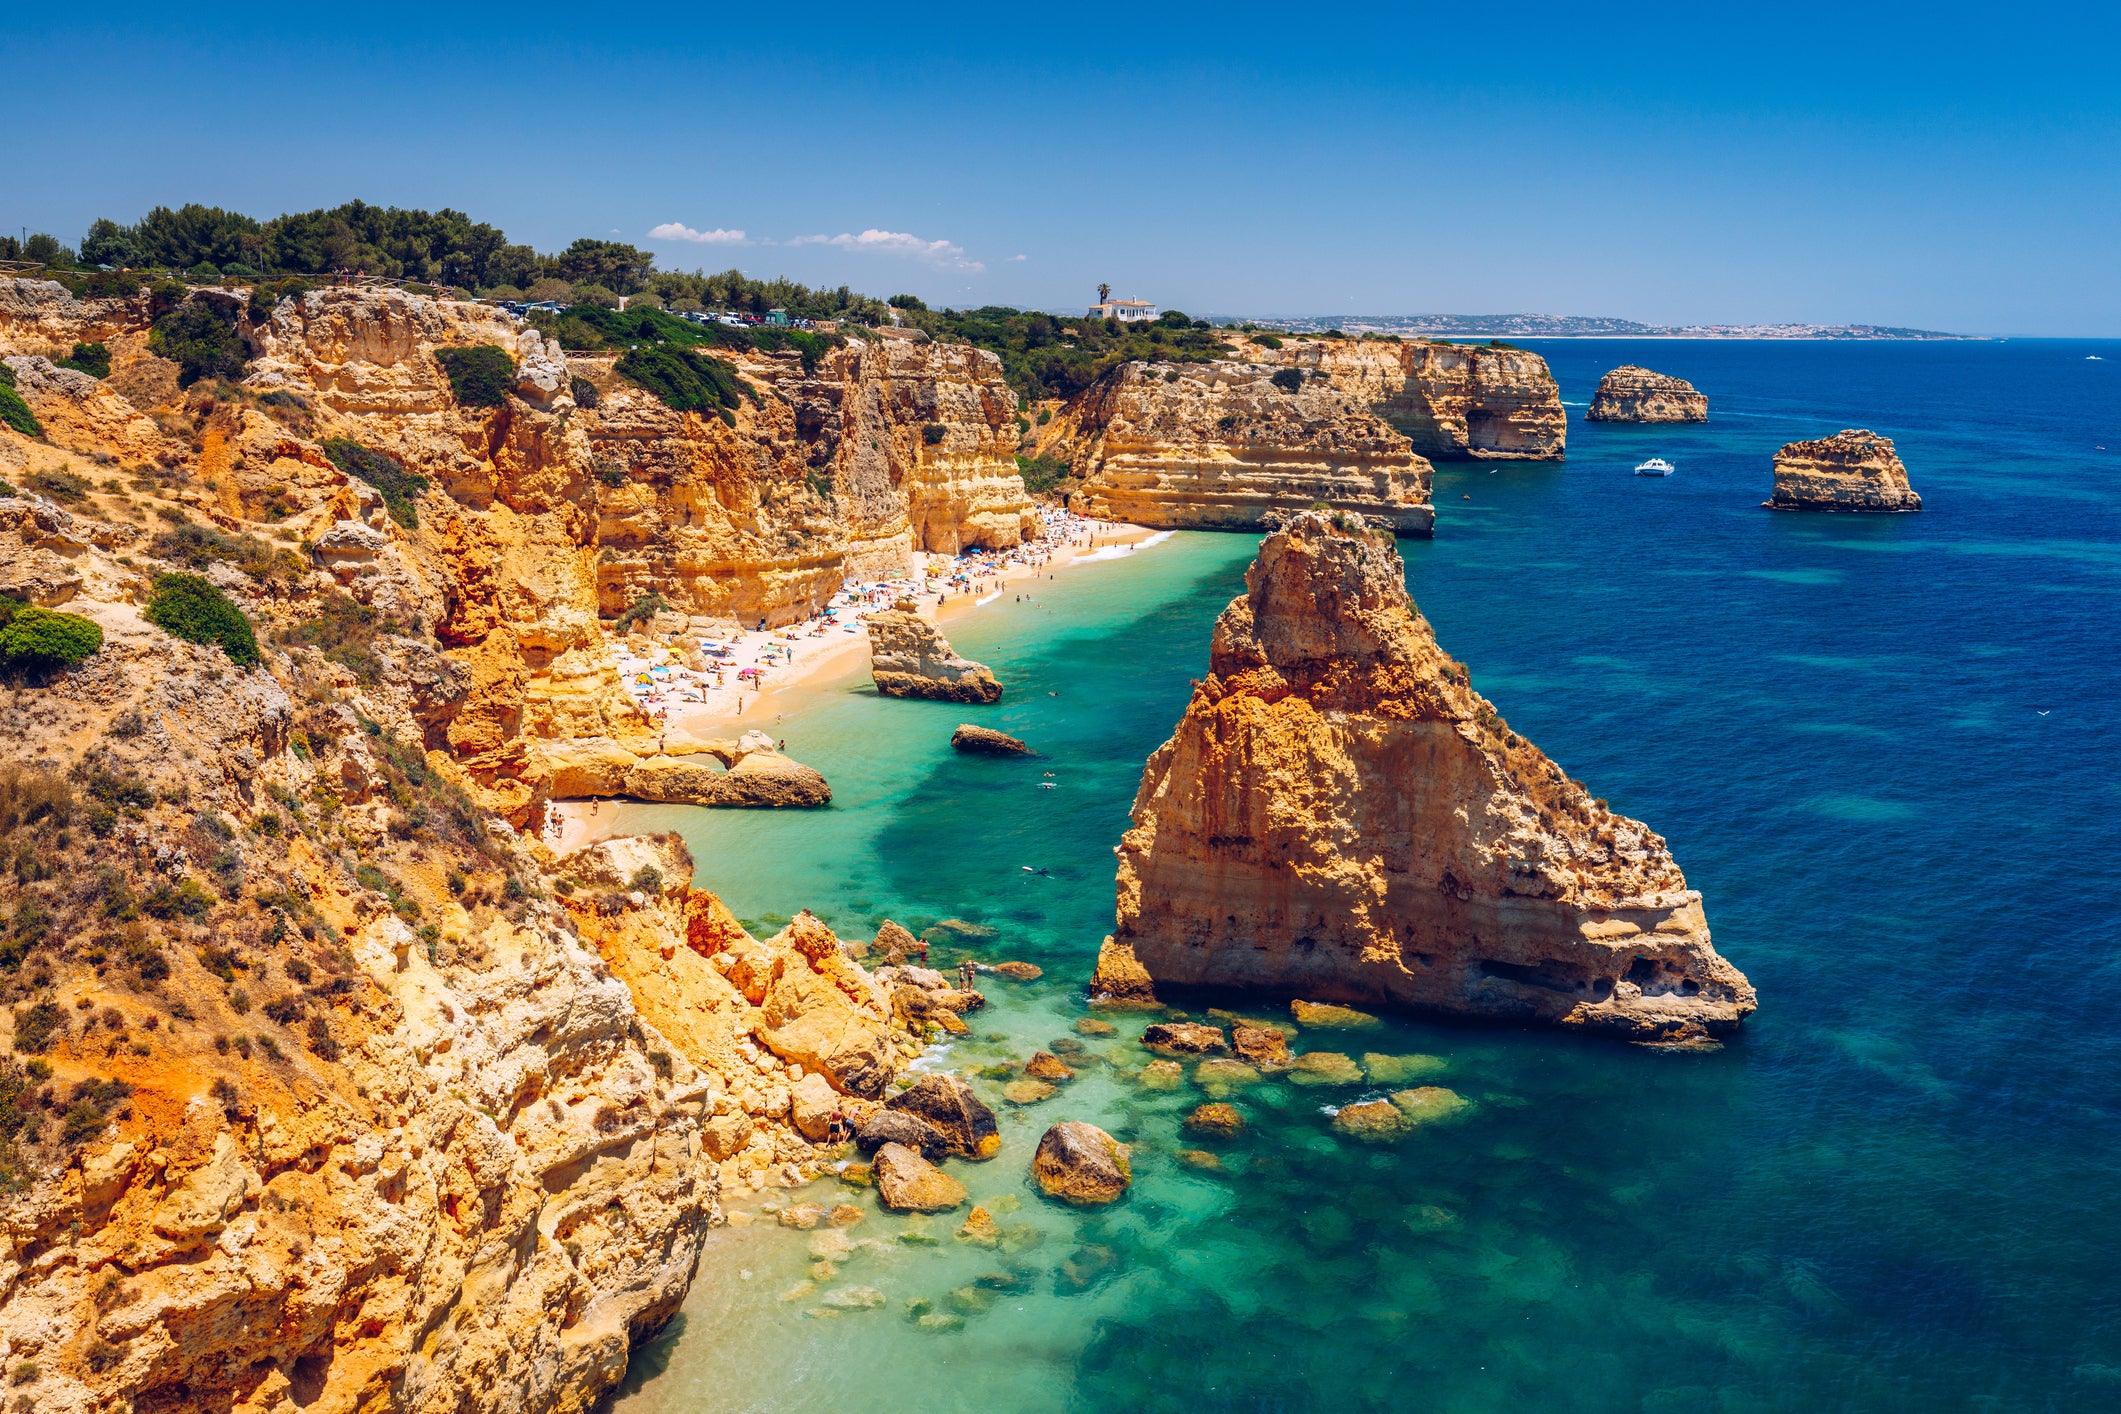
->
left=1053, top=361, right=1435, bottom=534
left=0, top=520, right=918, bottom=1411
left=1099, top=510, right=1755, bottom=1041
left=0, top=276, right=1037, bottom=825
left=1244, top=335, right=1567, bottom=461
left=1766, top=429, right=1922, bottom=512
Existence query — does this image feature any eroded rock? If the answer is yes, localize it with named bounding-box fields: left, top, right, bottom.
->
left=867, top=606, right=1002, bottom=702
left=1032, top=1121, right=1132, bottom=1205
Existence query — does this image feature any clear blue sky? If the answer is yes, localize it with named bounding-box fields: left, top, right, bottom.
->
left=11, top=2, right=2120, bottom=334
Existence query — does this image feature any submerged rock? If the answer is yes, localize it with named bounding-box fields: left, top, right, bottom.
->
left=1287, top=1052, right=1365, bottom=1087
left=873, top=1143, right=969, bottom=1212
left=868, top=605, right=1002, bottom=702
left=1024, top=1050, right=1076, bottom=1082
left=1103, top=511, right=1756, bottom=1042
left=1390, top=1086, right=1474, bottom=1126
left=1136, top=1059, right=1184, bottom=1091
left=1184, top=1102, right=1247, bottom=1138
left=1331, top=1099, right=1409, bottom=1142
left=1193, top=1058, right=1263, bottom=1094
left=1141, top=1022, right=1229, bottom=1056
left=1032, top=1122, right=1133, bottom=1205
left=951, top=723, right=1033, bottom=755
left=1231, top=1026, right=1292, bottom=1069
left=1767, top=429, right=1923, bottom=513
left=988, top=960, right=1042, bottom=980
left=957, top=1206, right=1002, bottom=1246
left=1290, top=1000, right=1381, bottom=1030
left=1362, top=1053, right=1449, bottom=1085
left=1586, top=365, right=1708, bottom=422
left=1002, top=1079, right=1057, bottom=1105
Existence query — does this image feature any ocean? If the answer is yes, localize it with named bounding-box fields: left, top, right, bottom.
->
left=610, top=338, right=2121, bottom=1413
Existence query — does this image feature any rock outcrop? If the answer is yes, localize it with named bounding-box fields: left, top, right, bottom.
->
left=1031, top=1122, right=1132, bottom=1204
left=1244, top=336, right=1567, bottom=460
left=541, top=730, right=829, bottom=808
left=1101, top=510, right=1755, bottom=1041
left=1766, top=429, right=1923, bottom=512
left=1586, top=365, right=1708, bottom=422
left=866, top=604, right=1002, bottom=702
left=950, top=724, right=1032, bottom=755
left=1053, top=360, right=1435, bottom=533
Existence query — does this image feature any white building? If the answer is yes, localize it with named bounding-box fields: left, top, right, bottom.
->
left=1088, top=297, right=1158, bottom=323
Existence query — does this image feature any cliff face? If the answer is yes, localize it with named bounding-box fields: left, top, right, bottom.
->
left=1103, top=511, right=1754, bottom=1041
left=1247, top=337, right=1567, bottom=461
left=1767, top=429, right=1922, bottom=512
left=1055, top=361, right=1435, bottom=534
left=1586, top=365, right=1708, bottom=423
left=0, top=277, right=1038, bottom=824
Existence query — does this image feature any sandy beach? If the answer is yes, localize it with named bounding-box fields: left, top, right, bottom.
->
left=549, top=509, right=1165, bottom=855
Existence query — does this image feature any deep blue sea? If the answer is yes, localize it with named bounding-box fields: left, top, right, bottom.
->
left=612, top=339, right=2121, bottom=1413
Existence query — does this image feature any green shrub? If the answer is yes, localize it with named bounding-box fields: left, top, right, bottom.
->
left=56, top=343, right=110, bottom=379
left=435, top=345, right=514, bottom=408
left=12, top=1001, right=66, bottom=1054
left=571, top=284, right=621, bottom=309
left=0, top=381, right=37, bottom=438
left=614, top=593, right=666, bottom=633
left=922, top=423, right=947, bottom=446
left=612, top=346, right=748, bottom=424
left=0, top=606, right=103, bottom=673
left=149, top=521, right=304, bottom=583
left=1014, top=454, right=1072, bottom=494
left=145, top=572, right=259, bottom=666
left=26, top=470, right=86, bottom=502
left=1037, top=408, right=1051, bottom=425
left=1270, top=368, right=1305, bottom=394
left=570, top=376, right=599, bottom=409
left=1252, top=334, right=1283, bottom=350
left=148, top=300, right=246, bottom=387
left=277, top=590, right=404, bottom=684
left=319, top=439, right=428, bottom=529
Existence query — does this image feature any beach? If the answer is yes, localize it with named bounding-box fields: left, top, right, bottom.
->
left=549, top=507, right=1166, bottom=854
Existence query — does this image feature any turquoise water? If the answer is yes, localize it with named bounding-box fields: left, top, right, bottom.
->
left=613, top=340, right=2121, bottom=1412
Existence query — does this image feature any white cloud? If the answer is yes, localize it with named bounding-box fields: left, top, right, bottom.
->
left=648, top=222, right=750, bottom=245
left=1008, top=253, right=1027, bottom=262
left=789, top=229, right=984, bottom=272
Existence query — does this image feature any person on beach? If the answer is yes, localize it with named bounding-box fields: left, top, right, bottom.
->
left=915, top=937, right=929, bottom=965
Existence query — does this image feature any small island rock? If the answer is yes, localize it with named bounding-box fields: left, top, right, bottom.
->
left=1767, top=429, right=1923, bottom=512
left=1585, top=366, right=1708, bottom=422
left=868, top=604, right=1002, bottom=702
left=1032, top=1122, right=1133, bottom=1205
left=951, top=724, right=1032, bottom=755
left=1141, top=1022, right=1229, bottom=1056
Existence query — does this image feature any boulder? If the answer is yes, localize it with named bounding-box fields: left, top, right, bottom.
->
left=1287, top=1052, right=1365, bottom=1086
left=854, top=1110, right=952, bottom=1162
left=957, top=1206, right=1002, bottom=1247
left=1192, top=1059, right=1262, bottom=1094
left=701, top=1111, right=754, bottom=1161
left=1231, top=1026, right=1292, bottom=1068
left=1074, top=1017, right=1117, bottom=1037
left=1088, top=935, right=1159, bottom=1006
left=951, top=723, right=1033, bottom=755
left=1183, top=1102, right=1246, bottom=1138
left=1585, top=365, right=1708, bottom=423
left=1137, top=1059, right=1184, bottom=1090
left=1024, top=1050, right=1075, bottom=1082
left=1767, top=429, right=1923, bottom=513
left=873, top=919, right=918, bottom=964
left=1390, top=1086, right=1474, bottom=1126
left=1032, top=1122, right=1132, bottom=1205
left=755, top=917, right=897, bottom=1098
left=867, top=608, right=1002, bottom=702
left=988, top=960, right=1042, bottom=980
left=1141, top=1022, right=1229, bottom=1056
left=1002, top=1079, right=1056, bottom=1106
left=1331, top=1099, right=1409, bottom=1142
left=1290, top=1000, right=1381, bottom=1030
left=873, top=1142, right=969, bottom=1213
left=789, top=1072, right=841, bottom=1142
left=886, top=1073, right=1001, bottom=1159
left=1363, top=1053, right=1449, bottom=1086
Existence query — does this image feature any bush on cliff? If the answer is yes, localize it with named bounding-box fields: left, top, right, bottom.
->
left=1270, top=368, right=1305, bottom=393
left=0, top=600, right=103, bottom=675
left=0, top=377, right=38, bottom=438
left=148, top=520, right=306, bottom=584
left=435, top=345, right=515, bottom=408
left=613, top=345, right=748, bottom=425
left=277, top=590, right=405, bottom=685
left=614, top=593, right=667, bottom=633
left=320, top=439, right=429, bottom=529
left=56, top=343, right=110, bottom=379
left=1015, top=454, right=1073, bottom=495
left=145, top=572, right=260, bottom=667
left=148, top=299, right=246, bottom=387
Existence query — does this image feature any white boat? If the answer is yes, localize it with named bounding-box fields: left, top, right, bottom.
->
left=1635, top=457, right=1676, bottom=476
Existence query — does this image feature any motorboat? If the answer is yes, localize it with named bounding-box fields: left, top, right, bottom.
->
left=1635, top=457, right=1676, bottom=476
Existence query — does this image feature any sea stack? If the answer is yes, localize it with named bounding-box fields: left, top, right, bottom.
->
left=1585, top=366, right=1708, bottom=422
left=866, top=601, right=1002, bottom=702
left=1766, top=429, right=1923, bottom=512
left=1097, top=510, right=1755, bottom=1041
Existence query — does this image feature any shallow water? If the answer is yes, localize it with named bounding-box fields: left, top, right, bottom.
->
left=611, top=339, right=2121, bottom=1413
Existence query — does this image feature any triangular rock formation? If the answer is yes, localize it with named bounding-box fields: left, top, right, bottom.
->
left=1100, top=511, right=1755, bottom=1040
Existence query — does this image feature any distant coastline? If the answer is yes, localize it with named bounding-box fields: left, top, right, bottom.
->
left=1210, top=313, right=1979, bottom=340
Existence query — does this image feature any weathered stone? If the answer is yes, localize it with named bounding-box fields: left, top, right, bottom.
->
left=886, top=1073, right=1001, bottom=1159
left=1141, top=1022, right=1229, bottom=1056
left=1767, top=429, right=1923, bottom=513
left=1107, top=511, right=1756, bottom=1042
left=1586, top=365, right=1708, bottom=423
left=956, top=1206, right=1002, bottom=1247
left=1024, top=1050, right=1075, bottom=1082
left=1389, top=1086, right=1474, bottom=1126
left=789, top=1072, right=842, bottom=1142
left=854, top=1110, right=952, bottom=1162
left=1230, top=1026, right=1292, bottom=1069
left=1183, top=1102, right=1247, bottom=1138
left=1002, top=1079, right=1057, bottom=1105
left=1363, top=1053, right=1449, bottom=1086
left=868, top=607, right=1002, bottom=702
left=1137, top=1059, right=1184, bottom=1091
left=873, top=1142, right=969, bottom=1213
left=1192, top=1059, right=1262, bottom=1094
left=988, top=960, right=1042, bottom=980
left=1332, top=1098, right=1410, bottom=1142
left=1286, top=1052, right=1365, bottom=1087
left=951, top=723, right=1032, bottom=755
left=1074, top=1017, right=1116, bottom=1036
left=1290, top=999, right=1381, bottom=1030
left=1032, top=1122, right=1132, bottom=1205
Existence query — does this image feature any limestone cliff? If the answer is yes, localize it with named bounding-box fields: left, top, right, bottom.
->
left=1054, top=361, right=1435, bottom=534
left=1586, top=365, right=1708, bottom=422
left=0, top=276, right=1037, bottom=825
left=1243, top=336, right=1567, bottom=461
left=1102, top=510, right=1755, bottom=1041
left=1766, top=429, right=1922, bottom=512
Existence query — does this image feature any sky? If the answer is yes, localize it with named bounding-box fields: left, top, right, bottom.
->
left=9, top=2, right=2121, bottom=334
